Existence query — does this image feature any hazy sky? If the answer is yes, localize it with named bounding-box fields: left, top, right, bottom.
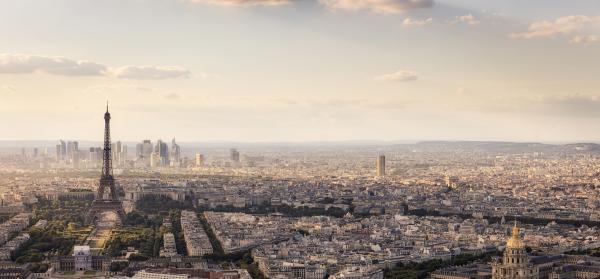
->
left=1, top=0, right=599, bottom=142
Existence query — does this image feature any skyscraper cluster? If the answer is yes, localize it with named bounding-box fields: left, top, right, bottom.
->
left=111, top=141, right=127, bottom=167
left=46, top=137, right=184, bottom=169
left=135, top=140, right=153, bottom=161
left=88, top=147, right=102, bottom=168
left=55, top=140, right=80, bottom=167
left=19, top=147, right=48, bottom=161
left=55, top=139, right=127, bottom=169
left=135, top=138, right=181, bottom=167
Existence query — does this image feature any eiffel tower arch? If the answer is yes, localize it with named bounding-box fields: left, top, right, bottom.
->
left=86, top=104, right=126, bottom=225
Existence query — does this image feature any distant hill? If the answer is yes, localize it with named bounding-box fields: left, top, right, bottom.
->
left=413, top=141, right=600, bottom=154
left=560, top=143, right=600, bottom=152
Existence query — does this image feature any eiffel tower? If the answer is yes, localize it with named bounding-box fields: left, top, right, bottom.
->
left=86, top=104, right=126, bottom=225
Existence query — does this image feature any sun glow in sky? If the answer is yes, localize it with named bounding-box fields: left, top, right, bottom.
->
left=1, top=0, right=599, bottom=142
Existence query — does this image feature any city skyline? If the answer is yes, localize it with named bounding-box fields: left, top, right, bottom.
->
left=3, top=2, right=600, bottom=278
left=1, top=0, right=599, bottom=142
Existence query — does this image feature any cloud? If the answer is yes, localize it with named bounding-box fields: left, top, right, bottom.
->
left=570, top=34, right=600, bottom=45
left=184, top=0, right=290, bottom=7
left=510, top=15, right=600, bottom=39
left=319, top=0, right=434, bottom=14
left=164, top=93, right=182, bottom=99
left=112, top=65, right=190, bottom=80
left=306, top=98, right=367, bottom=107
left=402, top=17, right=433, bottom=28
left=375, top=70, right=418, bottom=82
left=366, top=102, right=406, bottom=110
left=0, top=54, right=107, bottom=76
left=84, top=84, right=155, bottom=95
left=0, top=53, right=193, bottom=80
left=273, top=97, right=406, bottom=111
left=450, top=14, right=480, bottom=25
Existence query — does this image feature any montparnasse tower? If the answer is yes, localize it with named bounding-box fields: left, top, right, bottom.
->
left=492, top=222, right=539, bottom=279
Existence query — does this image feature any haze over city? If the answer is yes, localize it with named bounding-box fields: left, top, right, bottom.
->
left=1, top=0, right=599, bottom=142
left=3, top=1, right=600, bottom=279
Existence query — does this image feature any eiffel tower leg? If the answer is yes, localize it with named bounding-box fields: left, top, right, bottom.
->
left=86, top=200, right=126, bottom=226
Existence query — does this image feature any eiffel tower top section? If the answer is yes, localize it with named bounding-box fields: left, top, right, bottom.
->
left=102, top=102, right=113, bottom=179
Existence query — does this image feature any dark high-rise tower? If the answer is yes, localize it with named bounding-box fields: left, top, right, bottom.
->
left=230, top=148, right=240, bottom=163
left=377, top=154, right=385, bottom=177
left=86, top=104, right=126, bottom=225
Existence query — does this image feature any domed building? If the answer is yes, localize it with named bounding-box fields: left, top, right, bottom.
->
left=492, top=223, right=539, bottom=279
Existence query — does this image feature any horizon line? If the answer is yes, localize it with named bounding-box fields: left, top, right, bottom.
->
left=0, top=139, right=599, bottom=146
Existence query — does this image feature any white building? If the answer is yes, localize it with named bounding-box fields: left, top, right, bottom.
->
left=133, top=270, right=189, bottom=279
left=73, top=245, right=92, bottom=271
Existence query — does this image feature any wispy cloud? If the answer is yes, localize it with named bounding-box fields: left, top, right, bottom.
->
left=449, top=14, right=480, bottom=25
left=366, top=102, right=406, bottom=110
left=570, top=34, right=600, bottom=45
left=272, top=97, right=406, bottom=111
left=375, top=70, right=418, bottom=82
left=0, top=53, right=192, bottom=80
left=164, top=93, right=182, bottom=99
left=0, top=54, right=107, bottom=76
left=113, top=66, right=190, bottom=80
left=84, top=84, right=155, bottom=95
left=510, top=15, right=600, bottom=42
left=183, top=0, right=290, bottom=7
left=319, top=0, right=434, bottom=14
left=402, top=17, right=433, bottom=28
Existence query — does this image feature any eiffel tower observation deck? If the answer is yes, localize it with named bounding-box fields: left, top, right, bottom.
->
left=86, top=103, right=126, bottom=225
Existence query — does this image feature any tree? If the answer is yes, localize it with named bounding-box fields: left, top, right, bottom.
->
left=110, top=261, right=129, bottom=272
left=128, top=254, right=149, bottom=261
